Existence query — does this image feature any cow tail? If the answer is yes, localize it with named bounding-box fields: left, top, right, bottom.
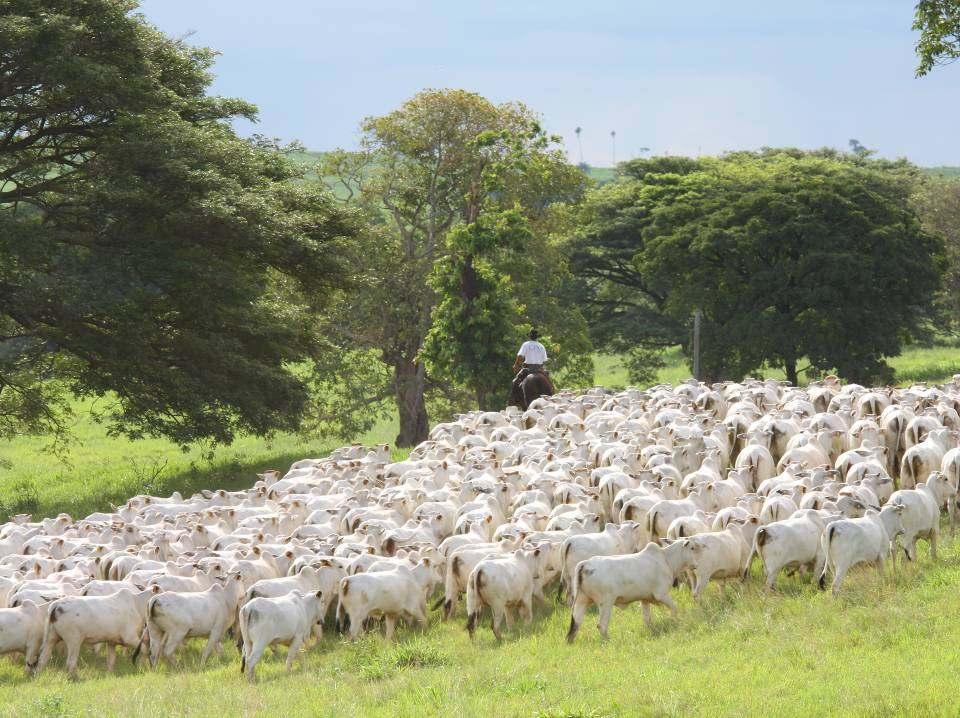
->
left=465, top=568, right=483, bottom=637
left=818, top=524, right=837, bottom=590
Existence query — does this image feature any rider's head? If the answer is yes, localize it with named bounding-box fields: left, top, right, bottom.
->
left=528, top=329, right=539, bottom=341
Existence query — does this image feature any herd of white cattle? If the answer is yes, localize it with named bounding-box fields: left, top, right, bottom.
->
left=2, top=377, right=960, bottom=680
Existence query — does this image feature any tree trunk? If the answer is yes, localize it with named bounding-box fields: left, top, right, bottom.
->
left=394, top=359, right=429, bottom=447
left=784, top=357, right=799, bottom=387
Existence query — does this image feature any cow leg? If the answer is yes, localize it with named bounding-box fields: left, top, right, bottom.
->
left=65, top=640, right=82, bottom=680
left=902, top=535, right=917, bottom=561
left=411, top=602, right=428, bottom=632
left=149, top=627, right=164, bottom=668
left=240, top=636, right=252, bottom=676
left=347, top=610, right=365, bottom=641
left=812, top=552, right=826, bottom=584
left=656, top=591, right=678, bottom=619
left=831, top=564, right=848, bottom=596
left=521, top=595, right=533, bottom=624
left=503, top=605, right=515, bottom=630
left=641, top=602, right=653, bottom=630
left=384, top=615, right=397, bottom=641
left=566, top=595, right=590, bottom=644
left=692, top=572, right=708, bottom=601
left=36, top=634, right=57, bottom=675
left=201, top=625, right=225, bottom=665
left=285, top=635, right=304, bottom=671
left=246, top=642, right=266, bottom=682
left=764, top=563, right=780, bottom=591
left=491, top=607, right=504, bottom=641
left=105, top=644, right=117, bottom=672
left=929, top=527, right=939, bottom=560
left=597, top=601, right=613, bottom=639
left=25, top=636, right=42, bottom=675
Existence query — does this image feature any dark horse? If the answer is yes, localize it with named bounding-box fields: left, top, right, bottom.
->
left=509, top=371, right=555, bottom=410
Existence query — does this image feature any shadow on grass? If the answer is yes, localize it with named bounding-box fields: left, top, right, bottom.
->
left=1, top=445, right=339, bottom=523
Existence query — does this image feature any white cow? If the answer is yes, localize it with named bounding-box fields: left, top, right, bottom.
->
left=465, top=548, right=545, bottom=640
left=144, top=573, right=246, bottom=666
left=239, top=590, right=325, bottom=681
left=750, top=510, right=836, bottom=589
left=0, top=600, right=46, bottom=673
left=37, top=587, right=157, bottom=678
left=888, top=474, right=955, bottom=561
left=566, top=542, right=684, bottom=642
left=338, top=560, right=439, bottom=640
left=559, top=522, right=643, bottom=600
left=818, top=505, right=905, bottom=595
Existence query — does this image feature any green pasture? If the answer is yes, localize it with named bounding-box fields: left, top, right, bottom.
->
left=0, top=536, right=957, bottom=717
left=2, top=346, right=960, bottom=715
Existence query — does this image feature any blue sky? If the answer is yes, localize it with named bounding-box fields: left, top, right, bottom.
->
left=138, top=0, right=960, bottom=167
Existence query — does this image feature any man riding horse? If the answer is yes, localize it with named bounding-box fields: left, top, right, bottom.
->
left=510, top=329, right=556, bottom=409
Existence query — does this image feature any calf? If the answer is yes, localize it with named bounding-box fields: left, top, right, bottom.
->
left=465, top=548, right=545, bottom=640
left=0, top=600, right=46, bottom=673
left=566, top=542, right=684, bottom=642
left=37, top=587, right=157, bottom=678
left=338, top=559, right=440, bottom=640
left=818, top=505, right=905, bottom=595
left=750, top=510, right=836, bottom=589
left=239, top=590, right=325, bottom=681
left=888, top=473, right=954, bottom=561
left=143, top=573, right=245, bottom=666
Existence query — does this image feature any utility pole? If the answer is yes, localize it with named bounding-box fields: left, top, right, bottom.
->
left=692, top=309, right=702, bottom=382
left=610, top=130, right=616, bottom=166
left=575, top=126, right=583, bottom=164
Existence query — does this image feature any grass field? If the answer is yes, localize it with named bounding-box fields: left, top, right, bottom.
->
left=0, top=405, right=402, bottom=527
left=3, top=346, right=960, bottom=715
left=1, top=539, right=958, bottom=717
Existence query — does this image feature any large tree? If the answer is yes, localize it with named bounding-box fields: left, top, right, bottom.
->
left=914, top=0, right=960, bottom=76
left=574, top=151, right=943, bottom=385
left=914, top=174, right=960, bottom=331
left=0, top=1, right=356, bottom=447
left=421, top=208, right=529, bottom=410
left=567, top=157, right=700, bottom=383
left=639, top=152, right=943, bottom=385
left=319, top=90, right=591, bottom=446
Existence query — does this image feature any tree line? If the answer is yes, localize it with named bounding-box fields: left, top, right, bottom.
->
left=1, top=2, right=957, bottom=452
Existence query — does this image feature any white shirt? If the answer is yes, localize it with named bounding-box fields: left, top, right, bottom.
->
left=518, top=340, right=548, bottom=365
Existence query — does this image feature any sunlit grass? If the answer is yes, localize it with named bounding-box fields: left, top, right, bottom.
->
left=594, top=344, right=960, bottom=391
left=1, top=535, right=957, bottom=716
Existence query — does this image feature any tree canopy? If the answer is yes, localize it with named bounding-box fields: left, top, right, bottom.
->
left=318, top=89, right=591, bottom=445
left=574, top=151, right=944, bottom=385
left=0, top=1, right=357, bottom=447
left=914, top=0, right=960, bottom=76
